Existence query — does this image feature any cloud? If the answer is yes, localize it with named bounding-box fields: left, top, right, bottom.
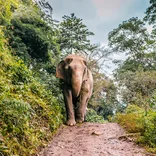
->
left=48, top=0, right=149, bottom=46
left=92, top=0, right=132, bottom=21
left=48, top=0, right=96, bottom=22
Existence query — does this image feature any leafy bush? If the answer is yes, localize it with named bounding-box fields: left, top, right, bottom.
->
left=0, top=0, right=19, bottom=25
left=115, top=105, right=156, bottom=153
left=116, top=113, right=144, bottom=133
left=85, top=108, right=105, bottom=123
left=0, top=29, right=63, bottom=155
left=139, top=111, right=156, bottom=149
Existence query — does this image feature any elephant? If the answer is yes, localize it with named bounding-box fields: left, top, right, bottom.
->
left=56, top=54, right=93, bottom=126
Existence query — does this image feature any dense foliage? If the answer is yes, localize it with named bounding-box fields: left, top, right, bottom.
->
left=85, top=108, right=105, bottom=123
left=0, top=30, right=63, bottom=155
left=0, top=0, right=115, bottom=155
left=1, top=0, right=155, bottom=155
left=0, top=0, right=64, bottom=155
left=144, top=0, right=156, bottom=25
left=108, top=0, right=156, bottom=153
left=90, top=71, right=117, bottom=119
left=114, top=105, right=156, bottom=153
left=9, top=4, right=60, bottom=64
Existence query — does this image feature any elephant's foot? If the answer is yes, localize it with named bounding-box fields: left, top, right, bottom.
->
left=66, top=119, right=76, bottom=126
left=76, top=117, right=84, bottom=124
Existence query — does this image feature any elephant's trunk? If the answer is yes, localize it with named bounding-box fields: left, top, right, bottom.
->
left=71, top=76, right=82, bottom=98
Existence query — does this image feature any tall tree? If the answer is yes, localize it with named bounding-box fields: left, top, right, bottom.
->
left=116, top=70, right=156, bottom=108
left=58, top=13, right=96, bottom=56
left=8, top=4, right=60, bottom=65
left=144, top=0, right=156, bottom=26
left=108, top=16, right=156, bottom=110
left=108, top=17, right=155, bottom=72
left=144, top=0, right=156, bottom=48
left=6, top=3, right=62, bottom=98
left=108, top=17, right=151, bottom=55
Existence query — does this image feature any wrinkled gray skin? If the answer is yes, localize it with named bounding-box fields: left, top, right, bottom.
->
left=56, top=54, right=93, bottom=126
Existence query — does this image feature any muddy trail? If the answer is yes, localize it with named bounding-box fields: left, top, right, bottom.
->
left=38, top=122, right=151, bottom=156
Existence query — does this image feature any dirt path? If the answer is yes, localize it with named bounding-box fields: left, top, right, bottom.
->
left=38, top=122, right=150, bottom=156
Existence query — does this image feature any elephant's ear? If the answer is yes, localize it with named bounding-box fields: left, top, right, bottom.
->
left=56, top=61, right=65, bottom=80
left=65, top=58, right=73, bottom=64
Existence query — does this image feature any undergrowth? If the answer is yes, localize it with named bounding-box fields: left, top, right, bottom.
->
left=0, top=29, right=63, bottom=156
left=114, top=105, right=156, bottom=153
left=86, top=108, right=105, bottom=123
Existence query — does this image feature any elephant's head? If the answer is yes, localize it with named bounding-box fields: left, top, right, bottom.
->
left=56, top=54, right=88, bottom=97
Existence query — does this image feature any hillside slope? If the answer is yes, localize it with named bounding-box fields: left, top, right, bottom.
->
left=0, top=30, right=63, bottom=155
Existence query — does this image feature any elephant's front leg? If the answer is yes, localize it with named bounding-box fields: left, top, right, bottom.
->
left=75, top=81, right=89, bottom=123
left=63, top=85, right=76, bottom=126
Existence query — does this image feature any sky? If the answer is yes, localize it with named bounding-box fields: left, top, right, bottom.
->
left=48, top=0, right=150, bottom=45
left=46, top=0, right=151, bottom=75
